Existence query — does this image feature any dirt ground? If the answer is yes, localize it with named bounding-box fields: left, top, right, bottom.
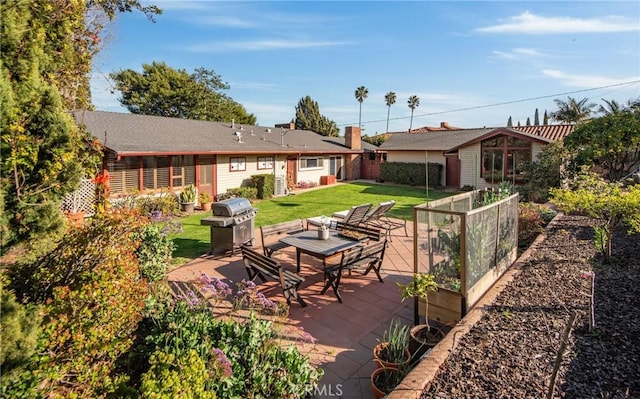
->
left=422, top=214, right=640, bottom=399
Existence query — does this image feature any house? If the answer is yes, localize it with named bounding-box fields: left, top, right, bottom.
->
left=74, top=111, right=377, bottom=199
left=377, top=125, right=574, bottom=189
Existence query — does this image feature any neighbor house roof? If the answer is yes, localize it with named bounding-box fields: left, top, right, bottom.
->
left=511, top=124, right=575, bottom=141
left=378, top=127, right=552, bottom=152
left=73, top=110, right=363, bottom=157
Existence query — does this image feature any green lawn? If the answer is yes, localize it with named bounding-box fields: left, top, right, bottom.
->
left=170, top=182, right=453, bottom=265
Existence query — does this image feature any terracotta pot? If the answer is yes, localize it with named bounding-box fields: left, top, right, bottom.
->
left=370, top=367, right=402, bottom=399
left=201, top=202, right=212, bottom=212
left=409, top=323, right=446, bottom=362
left=373, top=343, right=411, bottom=369
left=66, top=211, right=85, bottom=228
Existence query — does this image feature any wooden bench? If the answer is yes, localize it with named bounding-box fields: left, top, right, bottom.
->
left=241, top=245, right=307, bottom=307
left=321, top=239, right=388, bottom=303
left=259, top=219, right=306, bottom=257
left=335, top=221, right=382, bottom=242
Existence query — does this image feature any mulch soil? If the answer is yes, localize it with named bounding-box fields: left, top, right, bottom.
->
left=421, top=214, right=640, bottom=399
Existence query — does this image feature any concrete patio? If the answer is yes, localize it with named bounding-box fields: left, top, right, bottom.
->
left=168, top=219, right=417, bottom=399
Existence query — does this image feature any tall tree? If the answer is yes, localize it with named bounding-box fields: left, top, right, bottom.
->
left=294, top=96, right=339, bottom=137
left=526, top=117, right=531, bottom=126
left=407, top=95, right=420, bottom=132
left=543, top=110, right=549, bottom=125
left=564, top=110, right=640, bottom=181
left=507, top=116, right=513, bottom=127
left=355, top=86, right=368, bottom=130
left=0, top=1, right=128, bottom=247
left=551, top=96, right=597, bottom=124
left=110, top=62, right=256, bottom=124
left=599, top=98, right=640, bottom=115
left=384, top=92, right=397, bottom=133
left=534, top=108, right=540, bottom=125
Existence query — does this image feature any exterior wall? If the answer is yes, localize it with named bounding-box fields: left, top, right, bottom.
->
left=459, top=143, right=491, bottom=190
left=296, top=156, right=331, bottom=185
left=216, top=155, right=277, bottom=195
left=532, top=141, right=545, bottom=162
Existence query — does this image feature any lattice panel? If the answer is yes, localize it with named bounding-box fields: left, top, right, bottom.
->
left=61, top=178, right=96, bottom=216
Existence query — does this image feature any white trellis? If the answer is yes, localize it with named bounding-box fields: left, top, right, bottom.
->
left=61, top=178, right=96, bottom=216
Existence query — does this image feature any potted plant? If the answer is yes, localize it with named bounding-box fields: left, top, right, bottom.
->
left=65, top=189, right=85, bottom=227
left=373, top=319, right=410, bottom=369
left=370, top=366, right=407, bottom=399
left=179, top=184, right=197, bottom=212
left=199, top=191, right=212, bottom=212
left=397, top=273, right=445, bottom=361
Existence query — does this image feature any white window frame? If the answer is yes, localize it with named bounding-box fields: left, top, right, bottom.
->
left=299, top=157, right=324, bottom=171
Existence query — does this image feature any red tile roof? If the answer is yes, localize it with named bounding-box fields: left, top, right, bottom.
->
left=512, top=124, right=575, bottom=141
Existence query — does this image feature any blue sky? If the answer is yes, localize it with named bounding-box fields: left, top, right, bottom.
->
left=91, top=1, right=640, bottom=135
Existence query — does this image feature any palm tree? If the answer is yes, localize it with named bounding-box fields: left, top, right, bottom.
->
left=355, top=86, right=368, bottom=130
left=598, top=99, right=623, bottom=115
left=551, top=96, right=596, bottom=124
left=384, top=92, right=396, bottom=133
left=599, top=98, right=640, bottom=115
left=407, top=95, right=420, bottom=132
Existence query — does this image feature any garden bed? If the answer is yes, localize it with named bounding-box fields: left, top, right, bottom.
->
left=410, top=214, right=640, bottom=398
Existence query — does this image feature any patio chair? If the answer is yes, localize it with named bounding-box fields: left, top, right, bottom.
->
left=363, top=200, right=407, bottom=242
left=332, top=203, right=372, bottom=226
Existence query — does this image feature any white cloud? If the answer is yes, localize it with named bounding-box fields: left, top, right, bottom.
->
left=190, top=15, right=256, bottom=28
left=476, top=11, right=639, bottom=34
left=229, top=81, right=277, bottom=90
left=542, top=69, right=640, bottom=87
left=493, top=47, right=545, bottom=59
left=186, top=39, right=353, bottom=53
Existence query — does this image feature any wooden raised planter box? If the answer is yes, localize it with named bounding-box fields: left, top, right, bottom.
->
left=320, top=175, right=336, bottom=185
left=418, top=288, right=464, bottom=325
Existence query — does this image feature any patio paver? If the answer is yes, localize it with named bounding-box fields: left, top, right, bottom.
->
left=167, top=218, right=415, bottom=399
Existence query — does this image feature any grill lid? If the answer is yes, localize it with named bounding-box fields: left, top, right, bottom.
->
left=212, top=197, right=253, bottom=217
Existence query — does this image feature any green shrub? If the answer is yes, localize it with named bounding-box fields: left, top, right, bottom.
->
left=0, top=275, right=40, bottom=378
left=218, top=187, right=258, bottom=201
left=380, top=162, right=442, bottom=187
left=142, top=279, right=322, bottom=399
left=135, top=223, right=175, bottom=282
left=141, top=349, right=217, bottom=399
left=250, top=174, right=275, bottom=199
left=5, top=208, right=151, bottom=397
left=136, top=191, right=180, bottom=216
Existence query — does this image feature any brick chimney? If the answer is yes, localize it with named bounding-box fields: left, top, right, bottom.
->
left=275, top=122, right=296, bottom=129
left=345, top=126, right=361, bottom=150
left=440, top=121, right=450, bottom=129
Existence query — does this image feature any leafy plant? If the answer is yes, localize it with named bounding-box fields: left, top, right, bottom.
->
left=5, top=208, right=151, bottom=397
left=397, top=273, right=439, bottom=328
left=550, top=170, right=640, bottom=263
left=136, top=191, right=180, bottom=216
left=379, top=319, right=410, bottom=364
left=179, top=184, right=197, bottom=204
left=198, top=191, right=212, bottom=204
left=135, top=223, right=175, bottom=282
left=372, top=366, right=408, bottom=395
left=141, top=277, right=323, bottom=398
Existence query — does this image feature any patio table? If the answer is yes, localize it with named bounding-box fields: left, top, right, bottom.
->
left=279, top=230, right=365, bottom=273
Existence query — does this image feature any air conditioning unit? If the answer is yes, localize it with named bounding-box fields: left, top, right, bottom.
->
left=274, top=176, right=286, bottom=197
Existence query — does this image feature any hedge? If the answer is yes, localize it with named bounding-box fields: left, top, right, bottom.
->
left=250, top=174, right=275, bottom=200
left=380, top=162, right=443, bottom=187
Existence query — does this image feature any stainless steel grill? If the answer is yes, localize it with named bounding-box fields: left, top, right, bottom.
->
left=201, top=198, right=257, bottom=255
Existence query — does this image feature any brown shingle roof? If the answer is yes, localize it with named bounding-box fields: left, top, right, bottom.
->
left=379, top=127, right=552, bottom=152
left=73, top=110, right=362, bottom=156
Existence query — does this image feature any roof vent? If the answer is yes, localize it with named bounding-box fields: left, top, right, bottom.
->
left=251, top=129, right=254, bottom=136
left=266, top=128, right=271, bottom=133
